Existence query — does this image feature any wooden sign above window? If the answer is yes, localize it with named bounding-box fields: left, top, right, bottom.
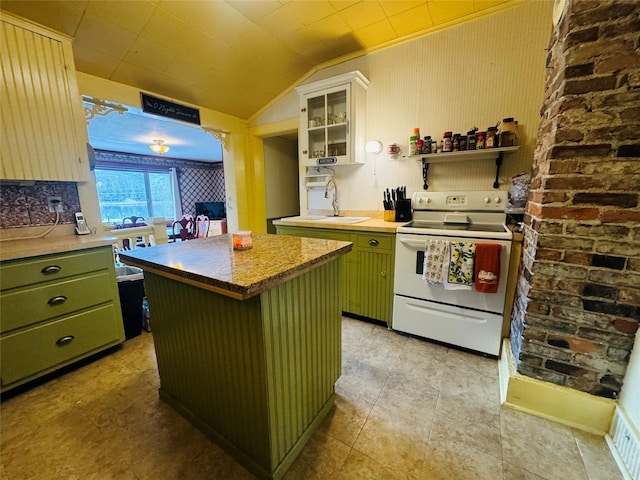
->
left=140, top=93, right=200, bottom=125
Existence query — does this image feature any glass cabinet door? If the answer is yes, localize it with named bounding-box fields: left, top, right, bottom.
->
left=302, top=84, right=350, bottom=164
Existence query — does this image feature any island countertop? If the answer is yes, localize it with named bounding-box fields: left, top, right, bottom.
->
left=119, top=233, right=352, bottom=300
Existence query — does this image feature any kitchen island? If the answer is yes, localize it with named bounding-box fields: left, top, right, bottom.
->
left=119, top=233, right=352, bottom=480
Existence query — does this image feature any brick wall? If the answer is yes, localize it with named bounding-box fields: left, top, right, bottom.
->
left=510, top=0, right=640, bottom=398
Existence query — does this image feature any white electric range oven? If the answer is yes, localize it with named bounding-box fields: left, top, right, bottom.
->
left=393, top=191, right=513, bottom=356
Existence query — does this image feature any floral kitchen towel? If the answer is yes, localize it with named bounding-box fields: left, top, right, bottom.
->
left=444, top=241, right=476, bottom=290
left=422, top=239, right=448, bottom=284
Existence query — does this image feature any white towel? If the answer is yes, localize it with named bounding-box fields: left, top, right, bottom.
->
left=443, top=241, right=476, bottom=291
left=422, top=239, right=448, bottom=284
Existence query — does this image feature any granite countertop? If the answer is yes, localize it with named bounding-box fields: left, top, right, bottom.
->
left=0, top=234, right=118, bottom=262
left=119, top=233, right=352, bottom=300
left=273, top=217, right=404, bottom=233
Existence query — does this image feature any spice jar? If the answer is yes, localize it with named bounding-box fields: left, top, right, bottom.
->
left=486, top=126, right=498, bottom=148
left=422, top=136, right=432, bottom=154
left=452, top=134, right=461, bottom=152
left=476, top=131, right=486, bottom=149
left=459, top=134, right=467, bottom=151
left=442, top=132, right=453, bottom=152
left=467, top=130, right=477, bottom=150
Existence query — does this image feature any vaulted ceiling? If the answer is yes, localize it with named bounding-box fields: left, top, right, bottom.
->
left=1, top=0, right=518, bottom=120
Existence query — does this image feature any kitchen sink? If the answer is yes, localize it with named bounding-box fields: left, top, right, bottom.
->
left=280, top=215, right=328, bottom=222
left=279, top=215, right=371, bottom=224
left=318, top=216, right=371, bottom=224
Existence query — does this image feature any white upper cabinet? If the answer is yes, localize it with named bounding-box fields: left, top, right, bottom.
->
left=296, top=71, right=369, bottom=167
left=1, top=14, right=88, bottom=181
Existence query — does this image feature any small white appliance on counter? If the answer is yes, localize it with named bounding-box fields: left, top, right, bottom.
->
left=393, top=191, right=513, bottom=356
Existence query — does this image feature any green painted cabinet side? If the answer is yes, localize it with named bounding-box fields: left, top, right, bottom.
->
left=275, top=226, right=395, bottom=326
left=275, top=225, right=353, bottom=311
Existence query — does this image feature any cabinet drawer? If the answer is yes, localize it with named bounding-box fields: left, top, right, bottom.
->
left=0, top=304, right=122, bottom=388
left=356, top=234, right=393, bottom=251
left=1, top=248, right=111, bottom=290
left=1, top=272, right=115, bottom=333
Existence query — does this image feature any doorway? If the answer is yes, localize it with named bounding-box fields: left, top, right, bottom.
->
left=263, top=133, right=299, bottom=233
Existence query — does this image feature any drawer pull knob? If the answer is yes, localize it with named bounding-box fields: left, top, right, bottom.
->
left=56, top=335, right=75, bottom=347
left=368, top=239, right=379, bottom=246
left=381, top=271, right=387, bottom=277
left=48, top=295, right=67, bottom=306
left=41, top=265, right=61, bottom=274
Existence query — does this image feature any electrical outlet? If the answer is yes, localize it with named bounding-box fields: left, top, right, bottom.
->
left=47, top=196, right=63, bottom=213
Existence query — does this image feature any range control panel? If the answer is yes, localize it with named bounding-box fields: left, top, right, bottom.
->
left=412, top=191, right=509, bottom=211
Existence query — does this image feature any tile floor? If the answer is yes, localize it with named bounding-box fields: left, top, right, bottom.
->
left=1, top=317, right=623, bottom=480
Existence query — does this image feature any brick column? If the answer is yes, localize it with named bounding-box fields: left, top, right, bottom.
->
left=510, top=0, right=640, bottom=398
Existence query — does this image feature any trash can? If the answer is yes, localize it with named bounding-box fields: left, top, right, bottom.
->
left=115, top=265, right=145, bottom=339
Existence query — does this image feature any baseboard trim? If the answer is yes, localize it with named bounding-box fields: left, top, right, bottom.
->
left=499, top=339, right=616, bottom=436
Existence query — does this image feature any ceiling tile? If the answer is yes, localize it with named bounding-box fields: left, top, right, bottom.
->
left=337, top=1, right=387, bottom=31
left=225, top=0, right=282, bottom=21
left=158, top=0, right=254, bottom=47
left=474, top=0, right=511, bottom=12
left=280, top=1, right=337, bottom=26
left=73, top=44, right=122, bottom=80
left=123, top=36, right=180, bottom=74
left=388, top=4, right=433, bottom=36
left=353, top=18, right=398, bottom=48
left=74, top=13, right=137, bottom=60
left=378, top=0, right=428, bottom=17
left=1, top=0, right=86, bottom=36
left=85, top=0, right=156, bottom=35
left=253, top=5, right=304, bottom=39
left=427, top=0, right=475, bottom=25
left=139, top=8, right=197, bottom=52
left=328, top=1, right=361, bottom=11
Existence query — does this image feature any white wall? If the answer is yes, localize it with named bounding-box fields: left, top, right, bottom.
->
left=619, top=331, right=640, bottom=431
left=264, top=136, right=300, bottom=219
left=253, top=1, right=553, bottom=214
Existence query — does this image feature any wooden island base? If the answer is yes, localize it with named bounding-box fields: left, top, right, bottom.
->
left=143, top=259, right=342, bottom=479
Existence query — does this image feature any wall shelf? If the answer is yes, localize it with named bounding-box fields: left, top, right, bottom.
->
left=409, top=146, right=519, bottom=163
left=414, top=146, right=520, bottom=189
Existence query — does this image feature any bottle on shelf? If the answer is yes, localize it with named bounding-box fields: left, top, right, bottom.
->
left=476, top=131, right=486, bottom=149
left=452, top=133, right=461, bottom=152
left=442, top=132, right=453, bottom=152
left=467, top=129, right=477, bottom=150
left=409, top=135, right=418, bottom=156
left=486, top=126, right=498, bottom=148
left=422, top=136, right=432, bottom=154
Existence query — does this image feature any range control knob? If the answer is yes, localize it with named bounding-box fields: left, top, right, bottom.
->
left=418, top=196, right=430, bottom=204
left=494, top=197, right=502, bottom=204
left=484, top=197, right=491, bottom=204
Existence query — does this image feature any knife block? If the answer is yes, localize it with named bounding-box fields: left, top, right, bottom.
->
left=395, top=199, right=412, bottom=222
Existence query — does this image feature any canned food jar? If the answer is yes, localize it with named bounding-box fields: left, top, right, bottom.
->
left=486, top=126, right=498, bottom=148
left=476, top=131, right=486, bottom=149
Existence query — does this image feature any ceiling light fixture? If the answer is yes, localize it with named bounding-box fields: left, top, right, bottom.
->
left=149, top=139, right=170, bottom=155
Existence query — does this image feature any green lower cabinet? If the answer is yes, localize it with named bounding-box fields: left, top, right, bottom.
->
left=276, top=226, right=395, bottom=326
left=0, top=246, right=125, bottom=392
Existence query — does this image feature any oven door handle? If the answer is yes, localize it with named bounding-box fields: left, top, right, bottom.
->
left=398, top=238, right=428, bottom=249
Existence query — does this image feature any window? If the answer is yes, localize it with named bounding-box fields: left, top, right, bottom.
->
left=95, top=166, right=179, bottom=224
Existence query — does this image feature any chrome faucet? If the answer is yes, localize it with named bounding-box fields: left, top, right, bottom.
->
left=325, top=178, right=339, bottom=216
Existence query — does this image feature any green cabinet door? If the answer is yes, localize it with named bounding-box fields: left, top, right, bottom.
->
left=276, top=226, right=395, bottom=326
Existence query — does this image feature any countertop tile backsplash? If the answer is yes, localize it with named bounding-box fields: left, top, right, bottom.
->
left=0, top=181, right=80, bottom=229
